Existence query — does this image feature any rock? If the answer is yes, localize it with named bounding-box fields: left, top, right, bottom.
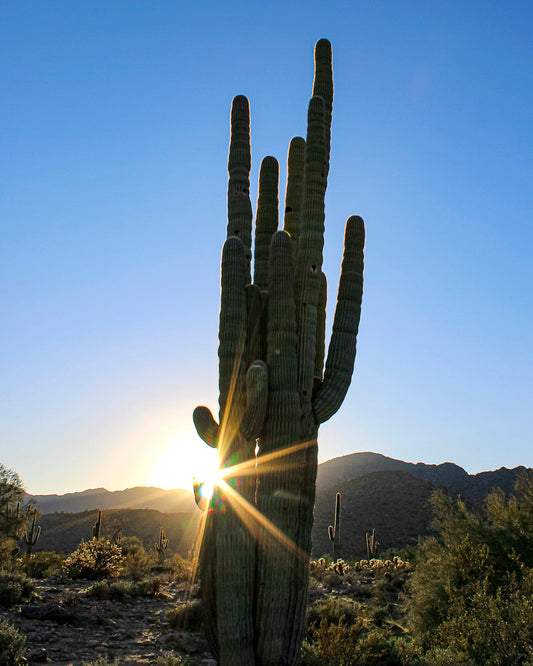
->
left=26, top=647, right=48, bottom=662
left=20, top=602, right=73, bottom=622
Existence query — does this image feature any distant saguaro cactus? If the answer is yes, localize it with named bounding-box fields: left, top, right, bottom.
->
left=92, top=510, right=102, bottom=540
left=155, top=527, right=169, bottom=564
left=328, top=492, right=342, bottom=560
left=193, top=39, right=365, bottom=664
left=23, top=510, right=41, bottom=556
left=366, top=528, right=380, bottom=560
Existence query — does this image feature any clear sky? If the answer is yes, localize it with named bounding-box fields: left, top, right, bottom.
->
left=2, top=1, right=532, bottom=495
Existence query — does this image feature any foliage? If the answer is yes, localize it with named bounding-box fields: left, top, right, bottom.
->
left=0, top=620, right=26, bottom=666
left=87, top=577, right=162, bottom=600
left=62, top=538, right=122, bottom=580
left=169, top=553, right=195, bottom=583
left=166, top=599, right=204, bottom=631
left=0, top=570, right=34, bottom=607
left=0, top=464, right=32, bottom=540
left=154, top=655, right=197, bottom=666
left=22, top=550, right=64, bottom=578
left=121, top=545, right=155, bottom=581
left=0, top=538, right=20, bottom=572
left=307, top=596, right=360, bottom=629
left=404, top=472, right=533, bottom=665
left=302, top=615, right=404, bottom=666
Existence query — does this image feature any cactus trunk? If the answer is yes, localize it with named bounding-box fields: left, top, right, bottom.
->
left=193, top=39, right=365, bottom=665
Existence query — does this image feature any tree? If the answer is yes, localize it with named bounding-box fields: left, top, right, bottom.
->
left=0, top=464, right=26, bottom=540
left=405, top=472, right=533, bottom=665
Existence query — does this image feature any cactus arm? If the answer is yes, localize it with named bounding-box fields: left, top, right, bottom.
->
left=312, top=39, right=334, bottom=176
left=283, top=136, right=305, bottom=258
left=193, top=406, right=219, bottom=448
left=240, top=360, right=268, bottom=440
left=314, top=270, right=327, bottom=380
left=253, top=156, right=279, bottom=291
left=227, top=95, right=253, bottom=281
left=313, top=215, right=365, bottom=424
left=217, top=236, right=248, bottom=463
left=245, top=284, right=265, bottom=366
left=295, top=95, right=327, bottom=431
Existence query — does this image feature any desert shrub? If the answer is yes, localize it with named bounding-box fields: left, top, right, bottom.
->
left=307, top=596, right=360, bottom=630
left=23, top=550, right=64, bottom=578
left=169, top=553, right=195, bottom=583
left=166, top=599, right=203, bottom=631
left=120, top=535, right=144, bottom=556
left=0, top=570, right=33, bottom=607
left=404, top=472, right=533, bottom=664
left=81, top=658, right=120, bottom=666
left=0, top=620, right=26, bottom=666
left=155, top=655, right=197, bottom=665
left=0, top=538, right=20, bottom=572
left=121, top=548, right=155, bottom=581
left=62, top=539, right=122, bottom=580
left=88, top=577, right=163, bottom=600
left=302, top=616, right=405, bottom=666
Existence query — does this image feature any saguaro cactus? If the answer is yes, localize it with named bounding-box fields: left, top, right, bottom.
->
left=92, top=509, right=102, bottom=540
left=155, top=527, right=169, bottom=564
left=23, top=510, right=41, bottom=556
left=328, top=492, right=342, bottom=561
left=366, top=528, right=380, bottom=560
left=193, top=39, right=365, bottom=665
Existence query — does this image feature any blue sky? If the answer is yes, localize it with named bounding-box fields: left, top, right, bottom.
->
left=2, top=1, right=532, bottom=495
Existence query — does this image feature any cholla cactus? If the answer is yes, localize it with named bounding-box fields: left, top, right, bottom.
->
left=155, top=527, right=169, bottom=564
left=193, top=39, right=365, bottom=664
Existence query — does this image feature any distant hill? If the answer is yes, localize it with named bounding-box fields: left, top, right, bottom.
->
left=312, top=470, right=438, bottom=559
left=26, top=453, right=530, bottom=559
left=34, top=507, right=201, bottom=556
left=29, top=486, right=196, bottom=515
left=316, top=452, right=529, bottom=501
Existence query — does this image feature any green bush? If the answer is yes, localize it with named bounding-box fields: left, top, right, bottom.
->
left=169, top=553, right=195, bottom=583
left=23, top=551, right=64, bottom=578
left=0, top=619, right=26, bottom=666
left=62, top=539, right=122, bottom=580
left=88, top=577, right=163, bottom=600
left=121, top=548, right=155, bottom=581
left=0, top=570, right=33, bottom=607
left=166, top=599, right=203, bottom=631
left=306, top=596, right=360, bottom=630
left=404, top=472, right=533, bottom=665
left=81, top=658, right=120, bottom=666
left=154, top=655, right=197, bottom=665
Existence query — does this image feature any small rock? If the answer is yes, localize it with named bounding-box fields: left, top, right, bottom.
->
left=26, top=647, right=48, bottom=662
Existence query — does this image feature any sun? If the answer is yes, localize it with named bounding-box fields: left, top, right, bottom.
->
left=151, top=432, right=220, bottom=491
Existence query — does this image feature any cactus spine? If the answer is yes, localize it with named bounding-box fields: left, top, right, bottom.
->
left=155, top=527, right=169, bottom=564
left=328, top=492, right=341, bottom=561
left=92, top=509, right=102, bottom=540
left=193, top=39, right=365, bottom=665
left=23, top=510, right=41, bottom=556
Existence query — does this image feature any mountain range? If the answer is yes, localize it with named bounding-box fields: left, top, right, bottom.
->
left=27, top=452, right=530, bottom=558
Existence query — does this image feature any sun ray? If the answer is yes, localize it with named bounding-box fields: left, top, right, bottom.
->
left=217, top=478, right=309, bottom=563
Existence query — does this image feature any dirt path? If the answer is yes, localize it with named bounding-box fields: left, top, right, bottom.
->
left=1, top=577, right=215, bottom=665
